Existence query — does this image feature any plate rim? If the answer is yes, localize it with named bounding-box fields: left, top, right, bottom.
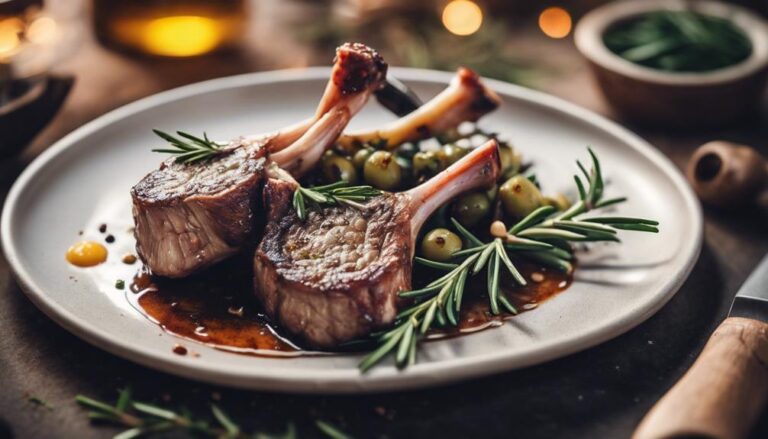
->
left=1, top=67, right=703, bottom=393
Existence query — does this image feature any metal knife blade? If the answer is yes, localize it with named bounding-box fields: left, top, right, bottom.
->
left=729, top=253, right=768, bottom=322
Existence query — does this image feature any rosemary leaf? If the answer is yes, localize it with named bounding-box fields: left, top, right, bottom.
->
left=415, top=257, right=459, bottom=270
left=396, top=322, right=415, bottom=364
left=114, top=427, right=144, bottom=439
left=507, top=206, right=556, bottom=234
left=487, top=252, right=500, bottom=315
left=115, top=388, right=131, bottom=413
left=132, top=402, right=178, bottom=421
left=316, top=420, right=353, bottom=439
left=450, top=217, right=484, bottom=247
left=293, top=182, right=381, bottom=220
left=472, top=243, right=495, bottom=274
left=152, top=129, right=224, bottom=163
left=359, top=324, right=407, bottom=372
left=420, top=299, right=439, bottom=334
left=211, top=404, right=240, bottom=437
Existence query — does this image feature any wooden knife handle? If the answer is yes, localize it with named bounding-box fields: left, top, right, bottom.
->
left=634, top=317, right=768, bottom=439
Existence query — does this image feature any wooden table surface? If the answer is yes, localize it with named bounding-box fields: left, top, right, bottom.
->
left=1, top=7, right=768, bottom=439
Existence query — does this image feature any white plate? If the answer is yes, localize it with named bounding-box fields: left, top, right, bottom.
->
left=1, top=68, right=702, bottom=393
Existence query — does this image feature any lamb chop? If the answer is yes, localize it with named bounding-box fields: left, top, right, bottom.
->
left=254, top=139, right=501, bottom=348
left=338, top=67, right=502, bottom=150
left=132, top=43, right=387, bottom=278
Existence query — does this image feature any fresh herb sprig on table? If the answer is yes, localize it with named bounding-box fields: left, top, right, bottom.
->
left=359, top=148, right=659, bottom=372
left=152, top=130, right=225, bottom=164
left=76, top=388, right=350, bottom=439
left=293, top=181, right=381, bottom=220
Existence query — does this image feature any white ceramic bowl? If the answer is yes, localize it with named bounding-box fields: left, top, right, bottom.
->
left=575, top=0, right=768, bottom=127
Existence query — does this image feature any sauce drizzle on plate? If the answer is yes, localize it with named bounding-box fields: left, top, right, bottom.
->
left=127, top=257, right=572, bottom=357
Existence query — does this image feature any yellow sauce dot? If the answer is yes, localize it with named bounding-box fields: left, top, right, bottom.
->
left=66, top=241, right=108, bottom=267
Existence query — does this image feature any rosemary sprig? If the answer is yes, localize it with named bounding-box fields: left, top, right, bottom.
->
left=152, top=129, right=225, bottom=164
left=76, top=388, right=350, bottom=438
left=359, top=148, right=659, bottom=371
left=603, top=10, right=752, bottom=72
left=293, top=181, right=381, bottom=220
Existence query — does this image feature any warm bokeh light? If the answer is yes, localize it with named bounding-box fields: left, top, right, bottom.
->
left=442, top=0, right=483, bottom=36
left=142, top=16, right=221, bottom=57
left=539, top=7, right=572, bottom=39
left=27, top=16, right=58, bottom=45
left=0, top=18, right=22, bottom=57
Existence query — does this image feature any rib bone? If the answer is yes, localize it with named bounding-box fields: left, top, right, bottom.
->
left=336, top=67, right=501, bottom=150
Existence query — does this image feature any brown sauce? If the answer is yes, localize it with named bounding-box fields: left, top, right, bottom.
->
left=128, top=257, right=572, bottom=357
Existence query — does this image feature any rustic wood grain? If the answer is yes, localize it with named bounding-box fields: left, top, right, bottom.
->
left=634, top=317, right=768, bottom=439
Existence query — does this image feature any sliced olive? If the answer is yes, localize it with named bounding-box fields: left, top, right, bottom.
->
left=364, top=151, right=402, bottom=190
left=499, top=175, right=544, bottom=219
left=451, top=192, right=491, bottom=228
left=421, top=228, right=463, bottom=261
left=321, top=153, right=357, bottom=184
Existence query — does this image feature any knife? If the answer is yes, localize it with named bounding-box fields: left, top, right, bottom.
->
left=634, top=254, right=768, bottom=439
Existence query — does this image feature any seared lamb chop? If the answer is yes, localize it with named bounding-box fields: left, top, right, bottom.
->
left=132, top=43, right=387, bottom=278
left=337, top=67, right=501, bottom=150
left=254, top=139, right=501, bottom=348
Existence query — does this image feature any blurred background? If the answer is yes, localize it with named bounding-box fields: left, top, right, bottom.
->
left=1, top=2, right=768, bottom=438
left=1, top=0, right=764, bottom=161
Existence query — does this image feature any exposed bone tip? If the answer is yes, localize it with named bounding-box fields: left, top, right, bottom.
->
left=455, top=67, right=502, bottom=115
left=333, top=42, right=388, bottom=95
left=479, top=138, right=502, bottom=177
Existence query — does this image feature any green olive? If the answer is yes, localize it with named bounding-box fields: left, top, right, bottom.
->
left=499, top=143, right=523, bottom=178
left=486, top=184, right=498, bottom=202
left=544, top=193, right=572, bottom=211
left=352, top=148, right=374, bottom=170
left=499, top=175, right=544, bottom=219
left=321, top=153, right=357, bottom=184
left=437, top=144, right=468, bottom=167
left=364, top=151, right=402, bottom=190
left=396, top=155, right=414, bottom=187
left=421, top=228, right=463, bottom=261
left=451, top=192, right=491, bottom=228
left=413, top=151, right=443, bottom=179
left=436, top=128, right=461, bottom=144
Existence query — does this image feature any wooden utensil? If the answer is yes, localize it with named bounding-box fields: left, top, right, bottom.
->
left=634, top=254, right=768, bottom=439
left=686, top=141, right=767, bottom=208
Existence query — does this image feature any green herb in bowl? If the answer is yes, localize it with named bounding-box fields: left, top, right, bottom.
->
left=603, top=10, right=752, bottom=72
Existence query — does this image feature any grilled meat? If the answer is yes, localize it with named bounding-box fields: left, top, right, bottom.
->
left=132, top=43, right=387, bottom=278
left=254, top=139, right=501, bottom=348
